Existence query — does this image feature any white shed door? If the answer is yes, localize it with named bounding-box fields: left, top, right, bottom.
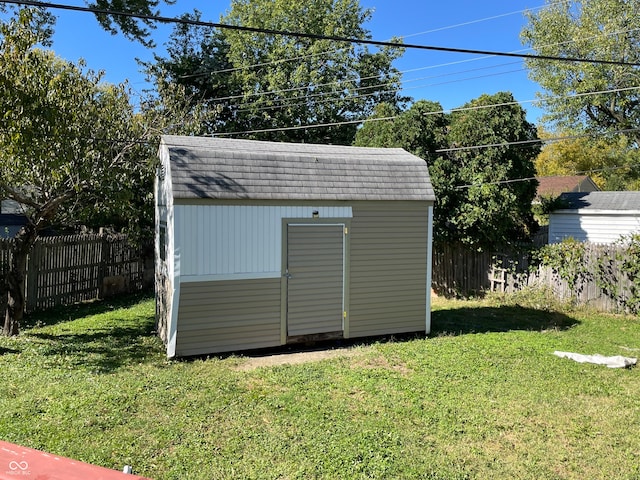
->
left=286, top=224, right=344, bottom=337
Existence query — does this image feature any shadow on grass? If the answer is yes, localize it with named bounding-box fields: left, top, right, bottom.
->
left=0, top=346, right=20, bottom=355
left=28, top=314, right=160, bottom=373
left=18, top=292, right=160, bottom=373
left=22, top=292, right=153, bottom=329
left=431, top=305, right=580, bottom=336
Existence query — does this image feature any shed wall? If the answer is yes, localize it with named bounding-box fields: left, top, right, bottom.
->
left=175, top=205, right=352, bottom=280
left=549, top=212, right=640, bottom=244
left=349, top=202, right=428, bottom=337
left=174, top=278, right=281, bottom=356
left=170, top=201, right=431, bottom=356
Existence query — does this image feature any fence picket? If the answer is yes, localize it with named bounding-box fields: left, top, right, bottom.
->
left=0, top=234, right=152, bottom=313
left=433, top=243, right=636, bottom=314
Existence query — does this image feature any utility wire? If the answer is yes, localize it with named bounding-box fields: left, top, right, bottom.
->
left=212, top=85, right=640, bottom=137
left=439, top=127, right=640, bottom=154
left=8, top=0, right=637, bottom=118
left=232, top=67, right=525, bottom=115
left=4, top=0, right=640, bottom=67
left=454, top=162, right=639, bottom=190
left=198, top=20, right=640, bottom=111
left=177, top=1, right=563, bottom=79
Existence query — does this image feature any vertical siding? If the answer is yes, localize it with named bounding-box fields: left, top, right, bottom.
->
left=174, top=205, right=351, bottom=278
left=349, top=202, right=428, bottom=337
left=175, top=278, right=282, bottom=356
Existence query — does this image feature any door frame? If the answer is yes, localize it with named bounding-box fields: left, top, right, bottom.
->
left=280, top=218, right=351, bottom=344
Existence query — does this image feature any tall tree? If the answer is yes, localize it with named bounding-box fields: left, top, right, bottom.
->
left=148, top=0, right=406, bottom=145
left=437, top=92, right=540, bottom=249
left=0, top=9, right=148, bottom=335
left=521, top=0, right=640, bottom=144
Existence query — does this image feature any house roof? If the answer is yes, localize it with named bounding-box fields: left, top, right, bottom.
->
left=160, top=135, right=435, bottom=202
left=536, top=175, right=599, bottom=198
left=556, top=191, right=640, bottom=211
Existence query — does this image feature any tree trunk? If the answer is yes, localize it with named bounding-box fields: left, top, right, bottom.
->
left=2, top=223, right=37, bottom=336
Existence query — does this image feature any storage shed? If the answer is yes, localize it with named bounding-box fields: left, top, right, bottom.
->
left=549, top=191, right=640, bottom=244
left=155, top=135, right=436, bottom=358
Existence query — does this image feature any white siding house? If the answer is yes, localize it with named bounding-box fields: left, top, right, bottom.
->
left=549, top=191, right=640, bottom=244
left=155, top=135, right=436, bottom=358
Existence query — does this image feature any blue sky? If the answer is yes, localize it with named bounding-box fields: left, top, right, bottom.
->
left=40, top=0, right=547, bottom=122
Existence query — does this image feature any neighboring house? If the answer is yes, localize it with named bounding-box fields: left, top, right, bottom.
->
left=535, top=175, right=600, bottom=202
left=0, top=199, right=27, bottom=238
left=549, top=191, right=640, bottom=244
left=155, top=135, right=436, bottom=358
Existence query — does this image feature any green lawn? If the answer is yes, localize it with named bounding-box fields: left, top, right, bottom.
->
left=0, top=292, right=638, bottom=479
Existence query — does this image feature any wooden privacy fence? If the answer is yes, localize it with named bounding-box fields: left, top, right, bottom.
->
left=0, top=234, right=153, bottom=313
left=433, top=243, right=637, bottom=314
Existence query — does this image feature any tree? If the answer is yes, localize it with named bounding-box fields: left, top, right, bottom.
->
left=535, top=128, right=640, bottom=190
left=147, top=0, right=406, bottom=145
left=355, top=93, right=540, bottom=250
left=88, top=0, right=175, bottom=47
left=1, top=0, right=175, bottom=47
left=144, top=11, right=239, bottom=136
left=521, top=0, right=640, bottom=144
left=438, top=92, right=540, bottom=249
left=0, top=9, right=149, bottom=335
left=354, top=100, right=448, bottom=161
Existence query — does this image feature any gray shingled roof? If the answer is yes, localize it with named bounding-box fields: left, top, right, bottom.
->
left=557, top=191, right=640, bottom=211
left=160, top=135, right=435, bottom=202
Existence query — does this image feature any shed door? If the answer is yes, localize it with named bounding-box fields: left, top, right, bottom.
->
left=286, top=224, right=344, bottom=337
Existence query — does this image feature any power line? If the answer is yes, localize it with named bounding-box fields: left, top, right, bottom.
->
left=212, top=85, right=640, bottom=137
left=169, top=25, right=640, bottom=117
left=177, top=1, right=561, bottom=80
left=399, top=1, right=571, bottom=40
left=218, top=20, right=640, bottom=111
left=5, top=0, right=640, bottom=67
left=439, top=127, right=640, bottom=155
left=232, top=66, right=525, bottom=116
left=454, top=162, right=639, bottom=190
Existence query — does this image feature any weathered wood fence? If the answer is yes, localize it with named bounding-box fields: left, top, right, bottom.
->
left=433, top=243, right=637, bottom=314
left=0, top=234, right=153, bottom=313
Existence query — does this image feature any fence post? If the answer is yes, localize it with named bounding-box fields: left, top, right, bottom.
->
left=25, top=240, right=41, bottom=313
left=98, top=234, right=108, bottom=300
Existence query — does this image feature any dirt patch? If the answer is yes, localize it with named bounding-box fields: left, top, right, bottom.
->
left=233, top=347, right=359, bottom=371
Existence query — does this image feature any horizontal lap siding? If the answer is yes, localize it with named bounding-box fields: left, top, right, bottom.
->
left=287, top=225, right=344, bottom=336
left=175, top=278, right=281, bottom=356
left=349, top=202, right=428, bottom=337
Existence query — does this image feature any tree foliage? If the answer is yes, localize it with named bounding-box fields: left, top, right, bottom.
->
left=88, top=0, right=175, bottom=47
left=354, top=100, right=448, bottom=161
left=535, top=128, right=640, bottom=190
left=147, top=0, right=406, bottom=144
left=521, top=0, right=640, bottom=144
left=0, top=9, right=151, bottom=335
left=436, top=92, right=539, bottom=249
left=2, top=0, right=174, bottom=47
left=356, top=93, right=540, bottom=250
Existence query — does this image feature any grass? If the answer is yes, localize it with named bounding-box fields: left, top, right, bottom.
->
left=0, top=291, right=639, bottom=479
